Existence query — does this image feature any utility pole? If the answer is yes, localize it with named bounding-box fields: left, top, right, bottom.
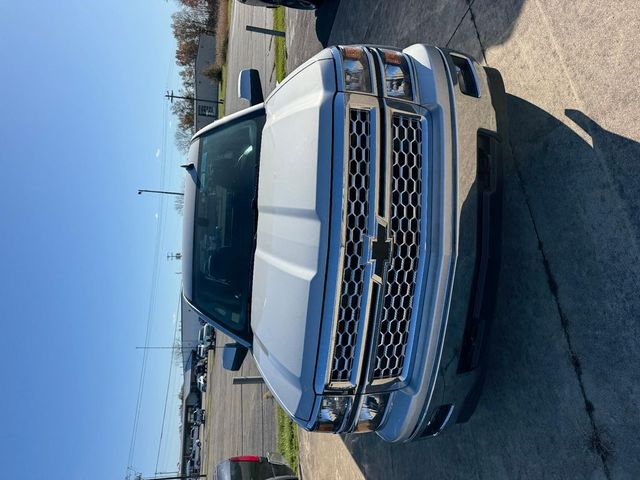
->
left=138, top=189, right=184, bottom=197
left=166, top=89, right=224, bottom=105
left=134, top=474, right=206, bottom=480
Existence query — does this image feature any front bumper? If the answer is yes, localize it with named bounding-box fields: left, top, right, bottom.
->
left=375, top=46, right=506, bottom=442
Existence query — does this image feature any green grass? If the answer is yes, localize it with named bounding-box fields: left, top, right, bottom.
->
left=276, top=406, right=299, bottom=474
left=216, top=0, right=232, bottom=118
left=218, top=64, right=227, bottom=118
left=273, top=7, right=287, bottom=83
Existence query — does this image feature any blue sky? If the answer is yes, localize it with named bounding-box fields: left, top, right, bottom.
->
left=0, top=1, right=186, bottom=478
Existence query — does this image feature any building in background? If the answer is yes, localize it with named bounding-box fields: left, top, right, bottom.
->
left=194, top=33, right=219, bottom=131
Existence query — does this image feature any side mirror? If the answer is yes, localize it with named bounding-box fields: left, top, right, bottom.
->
left=238, top=69, right=264, bottom=106
left=222, top=342, right=249, bottom=371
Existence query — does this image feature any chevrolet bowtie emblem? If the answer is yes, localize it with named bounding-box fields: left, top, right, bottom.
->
left=370, top=223, right=394, bottom=279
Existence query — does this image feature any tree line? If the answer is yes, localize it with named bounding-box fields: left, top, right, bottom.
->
left=171, top=0, right=222, bottom=153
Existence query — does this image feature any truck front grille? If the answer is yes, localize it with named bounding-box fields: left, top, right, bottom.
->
left=329, top=108, right=423, bottom=387
left=330, top=109, right=371, bottom=382
left=373, top=114, right=423, bottom=380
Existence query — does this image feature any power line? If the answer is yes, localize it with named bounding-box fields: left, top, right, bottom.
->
left=135, top=346, right=193, bottom=350
left=126, top=90, right=172, bottom=480
left=127, top=40, right=186, bottom=479
left=155, top=295, right=182, bottom=474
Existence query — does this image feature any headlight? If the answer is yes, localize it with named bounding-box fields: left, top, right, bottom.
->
left=314, top=396, right=352, bottom=432
left=353, top=393, right=389, bottom=433
left=340, top=46, right=373, bottom=94
left=378, top=49, right=414, bottom=100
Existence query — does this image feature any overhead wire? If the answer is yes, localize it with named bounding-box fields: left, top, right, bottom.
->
left=125, top=90, right=171, bottom=479
left=154, top=293, right=182, bottom=474
left=126, top=38, right=184, bottom=479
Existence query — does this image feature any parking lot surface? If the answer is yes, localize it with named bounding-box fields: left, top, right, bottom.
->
left=224, top=1, right=640, bottom=478
left=225, top=2, right=278, bottom=115
left=202, top=332, right=277, bottom=475
left=199, top=4, right=282, bottom=474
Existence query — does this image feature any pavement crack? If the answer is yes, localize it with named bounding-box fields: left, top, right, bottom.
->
left=467, top=1, right=487, bottom=64
left=511, top=142, right=613, bottom=479
left=446, top=0, right=474, bottom=48
left=445, top=0, right=486, bottom=65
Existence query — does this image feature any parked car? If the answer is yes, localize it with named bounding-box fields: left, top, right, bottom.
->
left=195, top=358, right=207, bottom=377
left=197, top=323, right=216, bottom=359
left=185, top=459, right=197, bottom=479
left=199, top=323, right=216, bottom=346
left=197, top=373, right=207, bottom=393
left=235, top=0, right=319, bottom=10
left=182, top=44, right=506, bottom=441
left=215, top=454, right=297, bottom=480
left=189, top=426, right=202, bottom=470
left=190, top=438, right=201, bottom=471
left=197, top=343, right=208, bottom=360
left=190, top=425, right=200, bottom=446
left=191, top=407, right=206, bottom=426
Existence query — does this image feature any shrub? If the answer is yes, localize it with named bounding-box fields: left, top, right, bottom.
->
left=203, top=63, right=223, bottom=82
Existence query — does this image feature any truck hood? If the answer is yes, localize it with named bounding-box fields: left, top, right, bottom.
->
left=250, top=49, right=336, bottom=422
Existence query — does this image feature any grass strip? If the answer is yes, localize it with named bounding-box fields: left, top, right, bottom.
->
left=276, top=406, right=299, bottom=475
left=273, top=7, right=287, bottom=83
left=218, top=64, right=227, bottom=118
left=215, top=0, right=232, bottom=118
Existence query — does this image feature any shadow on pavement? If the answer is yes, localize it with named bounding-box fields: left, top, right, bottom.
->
left=337, top=95, right=640, bottom=478
left=562, top=109, right=640, bottom=237
left=509, top=98, right=640, bottom=227
left=288, top=0, right=528, bottom=87
left=287, top=1, right=640, bottom=477
left=316, top=0, right=526, bottom=54
left=314, top=0, right=341, bottom=46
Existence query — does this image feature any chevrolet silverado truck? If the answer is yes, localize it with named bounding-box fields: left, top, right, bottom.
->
left=181, top=44, right=506, bottom=441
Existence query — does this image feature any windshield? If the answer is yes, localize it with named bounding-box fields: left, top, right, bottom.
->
left=190, top=113, right=266, bottom=338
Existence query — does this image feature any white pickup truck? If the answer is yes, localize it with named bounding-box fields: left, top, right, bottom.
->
left=181, top=44, right=506, bottom=441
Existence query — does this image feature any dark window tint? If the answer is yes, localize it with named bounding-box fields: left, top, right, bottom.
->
left=191, top=114, right=265, bottom=338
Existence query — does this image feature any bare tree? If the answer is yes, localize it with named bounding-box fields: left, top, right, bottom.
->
left=174, top=127, right=193, bottom=155
left=179, top=67, right=195, bottom=91
left=174, top=195, right=185, bottom=216
left=169, top=88, right=196, bottom=133
left=171, top=7, right=212, bottom=43
left=170, top=1, right=220, bottom=153
left=173, top=336, right=184, bottom=367
left=175, top=39, right=199, bottom=67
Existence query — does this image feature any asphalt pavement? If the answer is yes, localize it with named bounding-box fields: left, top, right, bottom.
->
left=202, top=332, right=277, bottom=475
left=201, top=4, right=280, bottom=470
left=224, top=2, right=279, bottom=115
left=222, top=0, right=640, bottom=478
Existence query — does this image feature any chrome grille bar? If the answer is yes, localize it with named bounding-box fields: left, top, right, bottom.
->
left=374, top=113, right=423, bottom=380
left=330, top=108, right=372, bottom=383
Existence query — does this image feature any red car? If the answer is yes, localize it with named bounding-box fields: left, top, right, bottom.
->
left=215, top=454, right=297, bottom=480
